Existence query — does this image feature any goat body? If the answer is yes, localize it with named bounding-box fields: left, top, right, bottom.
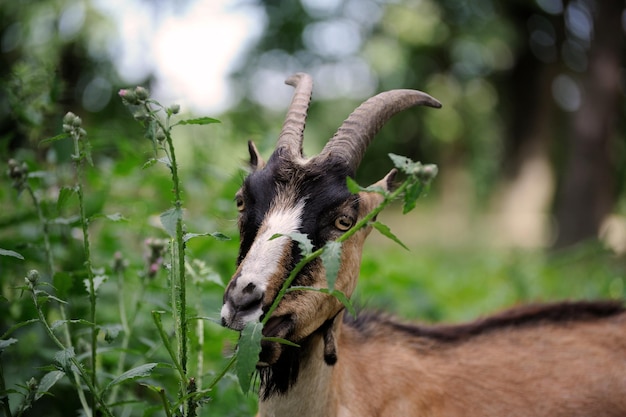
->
left=260, top=303, right=626, bottom=417
left=220, top=73, right=626, bottom=417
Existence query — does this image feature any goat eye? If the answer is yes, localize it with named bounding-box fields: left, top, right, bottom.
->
left=236, top=196, right=245, bottom=212
left=335, top=215, right=353, bottom=231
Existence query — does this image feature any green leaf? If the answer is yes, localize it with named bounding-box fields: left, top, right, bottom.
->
left=236, top=321, right=263, bottom=393
left=142, top=158, right=158, bottom=170
left=389, top=153, right=421, bottom=175
left=330, top=289, right=356, bottom=317
left=262, top=337, right=300, bottom=347
left=183, top=231, right=230, bottom=243
left=371, top=221, right=409, bottom=250
left=50, top=319, right=92, bottom=331
left=106, top=213, right=127, bottom=222
left=57, top=186, right=76, bottom=212
left=321, top=241, right=342, bottom=291
left=0, top=248, right=24, bottom=260
left=83, top=275, right=108, bottom=297
left=54, top=347, right=76, bottom=374
left=346, top=177, right=364, bottom=194
left=403, top=180, right=424, bottom=214
left=35, top=370, right=65, bottom=401
left=0, top=338, right=18, bottom=352
left=272, top=232, right=313, bottom=256
left=104, top=363, right=159, bottom=393
left=103, top=324, right=123, bottom=343
left=160, top=208, right=182, bottom=238
left=176, top=117, right=221, bottom=126
left=39, top=133, right=69, bottom=146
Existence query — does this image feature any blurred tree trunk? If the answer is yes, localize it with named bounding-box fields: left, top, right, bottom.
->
left=554, top=0, right=623, bottom=248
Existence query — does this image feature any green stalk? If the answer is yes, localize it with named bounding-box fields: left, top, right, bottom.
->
left=29, top=281, right=113, bottom=417
left=158, top=109, right=189, bottom=412
left=263, top=179, right=411, bottom=323
left=26, top=159, right=92, bottom=415
left=0, top=357, right=12, bottom=417
left=71, top=128, right=98, bottom=412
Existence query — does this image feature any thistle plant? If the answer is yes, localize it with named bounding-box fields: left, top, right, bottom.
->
left=119, top=86, right=225, bottom=417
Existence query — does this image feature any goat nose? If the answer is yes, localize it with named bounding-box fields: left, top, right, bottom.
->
left=222, top=279, right=265, bottom=330
left=236, top=282, right=263, bottom=312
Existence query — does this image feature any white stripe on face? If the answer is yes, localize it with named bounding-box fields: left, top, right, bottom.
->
left=221, top=200, right=305, bottom=329
left=240, top=200, right=305, bottom=291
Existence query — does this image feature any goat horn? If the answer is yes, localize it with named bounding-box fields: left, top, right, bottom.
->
left=316, top=90, right=442, bottom=174
left=275, top=73, right=313, bottom=159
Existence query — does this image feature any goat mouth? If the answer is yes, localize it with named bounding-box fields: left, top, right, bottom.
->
left=262, top=315, right=293, bottom=339
left=258, top=315, right=295, bottom=366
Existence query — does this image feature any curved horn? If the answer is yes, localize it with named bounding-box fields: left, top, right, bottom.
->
left=315, top=90, right=441, bottom=174
left=275, top=73, right=313, bottom=159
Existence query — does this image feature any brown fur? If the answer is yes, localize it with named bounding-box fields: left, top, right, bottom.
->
left=258, top=303, right=626, bottom=417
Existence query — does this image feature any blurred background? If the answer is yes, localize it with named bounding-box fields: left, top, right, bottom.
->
left=1, top=0, right=626, bottom=416
left=2, top=0, right=625, bottom=249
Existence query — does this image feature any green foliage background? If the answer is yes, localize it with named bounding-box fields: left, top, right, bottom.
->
left=1, top=0, right=625, bottom=415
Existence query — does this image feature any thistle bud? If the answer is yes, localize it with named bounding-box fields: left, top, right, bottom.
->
left=133, top=109, right=149, bottom=122
left=119, top=89, right=138, bottom=105
left=26, top=269, right=40, bottom=285
left=169, top=104, right=180, bottom=115
left=63, top=112, right=77, bottom=125
left=7, top=158, right=28, bottom=190
left=155, top=128, right=166, bottom=142
left=134, top=86, right=149, bottom=100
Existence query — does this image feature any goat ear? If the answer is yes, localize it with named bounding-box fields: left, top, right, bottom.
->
left=372, top=168, right=398, bottom=192
left=248, top=140, right=266, bottom=171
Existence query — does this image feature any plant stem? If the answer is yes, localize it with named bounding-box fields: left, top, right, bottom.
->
left=72, top=130, right=98, bottom=412
left=161, top=112, right=189, bottom=413
left=30, top=286, right=113, bottom=417
left=0, top=356, right=13, bottom=417
left=25, top=181, right=93, bottom=416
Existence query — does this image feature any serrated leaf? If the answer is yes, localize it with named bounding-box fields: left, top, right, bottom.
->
left=285, top=232, right=313, bottom=256
left=39, top=133, right=69, bottom=145
left=0, top=338, right=18, bottom=352
left=35, top=370, right=65, bottom=401
left=403, top=180, right=423, bottom=214
left=54, top=347, right=76, bottom=373
left=0, top=249, right=24, bottom=260
left=176, top=117, right=221, bottom=126
left=157, top=156, right=171, bottom=168
left=160, top=208, right=182, bottom=238
left=103, top=324, right=123, bottom=343
left=142, top=158, right=158, bottom=169
left=389, top=153, right=417, bottom=175
left=104, top=363, right=159, bottom=393
left=83, top=275, right=107, bottom=297
left=321, top=241, right=342, bottom=291
left=50, top=319, right=92, bottom=331
left=183, top=231, right=230, bottom=243
left=57, top=186, right=76, bottom=212
left=106, top=213, right=126, bottom=222
left=371, top=221, right=409, bottom=250
left=236, top=321, right=263, bottom=393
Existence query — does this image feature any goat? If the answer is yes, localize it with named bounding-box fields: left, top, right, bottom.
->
left=221, top=73, right=626, bottom=417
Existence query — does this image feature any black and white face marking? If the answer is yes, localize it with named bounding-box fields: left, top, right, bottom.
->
left=221, top=198, right=305, bottom=330
left=221, top=158, right=355, bottom=333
